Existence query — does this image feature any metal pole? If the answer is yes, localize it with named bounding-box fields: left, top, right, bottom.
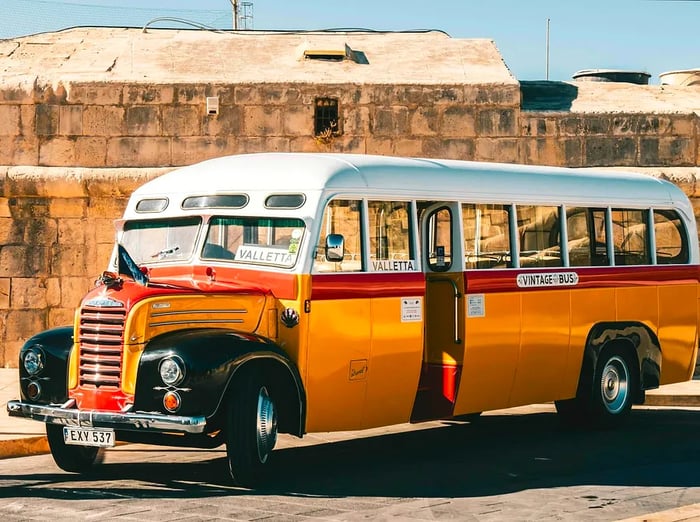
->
left=231, top=0, right=239, bottom=29
left=546, top=18, right=550, bottom=80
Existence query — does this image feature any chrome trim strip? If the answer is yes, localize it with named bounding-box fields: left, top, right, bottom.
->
left=148, top=319, right=245, bottom=327
left=6, top=400, right=206, bottom=434
left=150, top=309, right=247, bottom=317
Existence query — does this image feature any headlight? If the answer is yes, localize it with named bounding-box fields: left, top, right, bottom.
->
left=23, top=347, right=44, bottom=376
left=159, top=356, right=185, bottom=386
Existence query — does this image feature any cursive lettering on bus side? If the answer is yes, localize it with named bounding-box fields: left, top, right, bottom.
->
left=516, top=271, right=579, bottom=288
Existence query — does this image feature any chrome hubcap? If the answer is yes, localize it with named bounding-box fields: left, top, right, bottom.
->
left=600, top=355, right=629, bottom=414
left=256, top=386, right=277, bottom=463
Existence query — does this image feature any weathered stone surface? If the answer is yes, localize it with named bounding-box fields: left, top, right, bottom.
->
left=440, top=106, right=476, bottom=138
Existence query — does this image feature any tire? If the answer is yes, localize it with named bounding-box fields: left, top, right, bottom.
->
left=46, top=424, right=105, bottom=473
left=554, top=397, right=586, bottom=425
left=590, top=349, right=634, bottom=426
left=225, top=371, right=278, bottom=487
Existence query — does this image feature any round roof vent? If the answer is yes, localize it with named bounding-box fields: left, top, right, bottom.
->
left=572, top=69, right=650, bottom=85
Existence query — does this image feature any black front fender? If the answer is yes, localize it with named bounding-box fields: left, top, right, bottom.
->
left=134, top=328, right=304, bottom=425
left=18, top=326, right=74, bottom=404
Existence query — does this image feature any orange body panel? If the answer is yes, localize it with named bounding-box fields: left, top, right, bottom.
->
left=658, top=284, right=698, bottom=383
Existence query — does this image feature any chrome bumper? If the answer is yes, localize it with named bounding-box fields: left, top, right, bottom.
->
left=6, top=400, right=207, bottom=434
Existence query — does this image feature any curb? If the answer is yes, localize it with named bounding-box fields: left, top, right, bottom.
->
left=0, top=435, right=49, bottom=460
left=644, top=394, right=700, bottom=407
left=615, top=502, right=700, bottom=522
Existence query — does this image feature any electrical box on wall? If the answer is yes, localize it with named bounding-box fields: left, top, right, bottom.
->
left=206, top=96, right=219, bottom=115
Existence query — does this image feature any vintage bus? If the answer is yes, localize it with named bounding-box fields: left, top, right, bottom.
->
left=8, top=153, right=699, bottom=486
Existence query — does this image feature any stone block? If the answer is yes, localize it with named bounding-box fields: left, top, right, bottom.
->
left=0, top=216, right=57, bottom=244
left=48, top=308, right=77, bottom=329
left=410, top=107, right=439, bottom=136
left=289, top=136, right=330, bottom=153
left=67, top=82, right=123, bottom=105
left=4, top=340, right=24, bottom=369
left=0, top=199, right=10, bottom=218
left=38, top=137, right=75, bottom=167
left=641, top=137, right=695, bottom=167
left=75, top=137, right=108, bottom=167
left=234, top=85, right=265, bottom=105
left=243, top=106, right=283, bottom=136
left=585, top=137, right=637, bottom=167
left=337, top=86, right=371, bottom=106
left=0, top=278, right=9, bottom=308
left=106, top=137, right=171, bottom=167
left=422, top=138, right=475, bottom=160
left=0, top=245, right=49, bottom=277
left=85, top=197, right=129, bottom=219
left=237, top=137, right=291, bottom=154
left=126, top=106, right=161, bottom=136
left=46, top=277, right=61, bottom=308
left=5, top=309, right=45, bottom=341
left=521, top=138, right=560, bottom=165
left=162, top=105, right=201, bottom=136
left=59, top=276, right=94, bottom=308
left=342, top=107, right=371, bottom=137
left=124, top=85, right=174, bottom=105
left=57, top=218, right=88, bottom=245
left=171, top=137, right=235, bottom=166
left=464, top=84, right=520, bottom=106
left=202, top=105, right=243, bottom=136
left=475, top=138, right=520, bottom=163
left=0, top=137, right=13, bottom=165
left=11, top=278, right=48, bottom=309
left=0, top=105, right=20, bottom=136
left=173, top=84, right=208, bottom=104
left=364, top=137, right=393, bottom=156
left=559, top=138, right=584, bottom=167
left=4, top=196, right=51, bottom=218
left=83, top=106, right=125, bottom=136
left=0, top=82, right=35, bottom=104
left=35, top=104, right=59, bottom=136
left=19, top=105, right=35, bottom=135
left=371, top=107, right=411, bottom=137
left=12, top=136, right=40, bottom=165
left=583, top=116, right=611, bottom=135
left=520, top=116, right=557, bottom=137
left=668, top=116, right=695, bottom=137
left=59, top=105, right=83, bottom=136
left=440, top=106, right=476, bottom=138
left=85, top=170, right=161, bottom=198
left=559, top=117, right=582, bottom=137
left=477, top=109, right=517, bottom=137
left=282, top=105, right=314, bottom=137
left=426, top=86, right=465, bottom=105
left=50, top=243, right=93, bottom=277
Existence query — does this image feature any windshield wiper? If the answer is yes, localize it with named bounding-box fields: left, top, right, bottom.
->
left=151, top=246, right=181, bottom=259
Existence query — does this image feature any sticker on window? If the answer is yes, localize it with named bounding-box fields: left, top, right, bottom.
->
left=371, top=259, right=417, bottom=272
left=235, top=245, right=297, bottom=266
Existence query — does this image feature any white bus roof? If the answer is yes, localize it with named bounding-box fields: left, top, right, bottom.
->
left=128, top=152, right=689, bottom=213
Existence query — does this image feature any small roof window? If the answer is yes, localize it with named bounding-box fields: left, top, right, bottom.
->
left=265, top=194, right=306, bottom=209
left=136, top=198, right=168, bottom=213
left=182, top=194, right=249, bottom=210
left=303, top=43, right=367, bottom=64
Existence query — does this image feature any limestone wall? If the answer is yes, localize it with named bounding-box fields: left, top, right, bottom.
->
left=0, top=79, right=699, bottom=367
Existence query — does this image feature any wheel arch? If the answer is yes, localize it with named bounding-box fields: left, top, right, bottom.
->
left=578, top=321, right=661, bottom=404
left=220, top=353, right=306, bottom=438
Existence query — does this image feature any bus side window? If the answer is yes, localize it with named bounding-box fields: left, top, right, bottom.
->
left=566, top=208, right=591, bottom=267
left=654, top=209, right=689, bottom=264
left=313, top=199, right=363, bottom=273
left=612, top=209, right=650, bottom=266
left=463, top=203, right=512, bottom=269
left=368, top=201, right=416, bottom=270
left=517, top=205, right=562, bottom=268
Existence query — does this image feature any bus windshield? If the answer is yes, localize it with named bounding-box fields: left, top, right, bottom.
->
left=121, top=217, right=202, bottom=265
left=202, top=216, right=305, bottom=268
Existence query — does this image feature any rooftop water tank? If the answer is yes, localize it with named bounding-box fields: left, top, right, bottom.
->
left=658, top=69, right=700, bottom=86
left=572, top=69, right=651, bottom=85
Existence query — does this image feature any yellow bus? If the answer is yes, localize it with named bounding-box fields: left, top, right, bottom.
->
left=9, top=153, right=699, bottom=486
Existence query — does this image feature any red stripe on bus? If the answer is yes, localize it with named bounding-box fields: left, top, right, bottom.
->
left=311, top=272, right=426, bottom=300
left=465, top=265, right=700, bottom=294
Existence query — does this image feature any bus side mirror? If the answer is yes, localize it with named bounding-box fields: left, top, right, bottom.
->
left=325, top=234, right=344, bottom=262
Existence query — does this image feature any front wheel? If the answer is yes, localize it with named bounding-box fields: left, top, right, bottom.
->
left=226, top=372, right=278, bottom=487
left=46, top=424, right=105, bottom=473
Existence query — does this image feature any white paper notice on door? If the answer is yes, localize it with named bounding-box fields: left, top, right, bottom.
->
left=467, top=294, right=485, bottom=317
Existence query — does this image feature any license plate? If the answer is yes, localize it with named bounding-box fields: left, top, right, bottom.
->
left=63, top=426, right=115, bottom=448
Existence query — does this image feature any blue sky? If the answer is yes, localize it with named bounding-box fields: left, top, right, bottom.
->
left=2, top=0, right=699, bottom=82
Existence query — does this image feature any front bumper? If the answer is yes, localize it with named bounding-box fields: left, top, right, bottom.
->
left=6, top=399, right=207, bottom=434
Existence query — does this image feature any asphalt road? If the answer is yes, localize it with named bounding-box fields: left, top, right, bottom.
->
left=1, top=405, right=699, bottom=521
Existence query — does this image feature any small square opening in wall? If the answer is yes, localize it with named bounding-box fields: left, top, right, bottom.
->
left=314, top=97, right=340, bottom=137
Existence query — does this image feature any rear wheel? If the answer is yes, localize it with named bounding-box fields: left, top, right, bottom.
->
left=590, top=350, right=634, bottom=425
left=226, top=371, right=278, bottom=487
left=46, top=424, right=104, bottom=473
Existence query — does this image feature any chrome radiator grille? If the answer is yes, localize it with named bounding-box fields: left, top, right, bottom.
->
left=79, top=303, right=126, bottom=388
